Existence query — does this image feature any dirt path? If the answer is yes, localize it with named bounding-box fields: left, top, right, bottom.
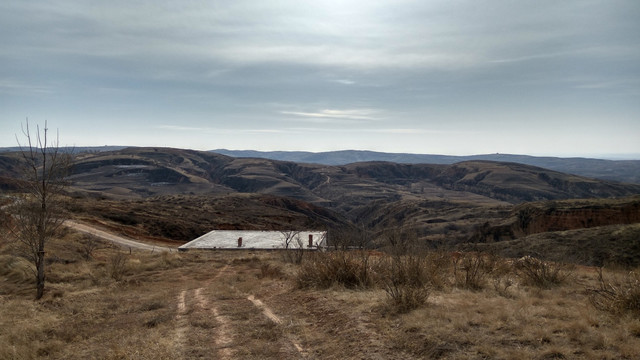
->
left=247, top=294, right=307, bottom=356
left=65, top=220, right=174, bottom=252
left=195, top=287, right=234, bottom=359
left=171, top=261, right=312, bottom=359
left=174, top=265, right=235, bottom=359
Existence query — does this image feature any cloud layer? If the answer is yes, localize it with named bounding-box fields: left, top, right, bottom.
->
left=1, top=1, right=638, bottom=156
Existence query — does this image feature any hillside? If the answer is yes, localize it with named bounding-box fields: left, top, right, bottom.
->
left=465, top=223, right=640, bottom=267
left=49, top=148, right=640, bottom=207
left=212, top=149, right=640, bottom=184
left=2, top=147, right=640, bottom=248
left=66, top=193, right=350, bottom=243
left=471, top=196, right=640, bottom=241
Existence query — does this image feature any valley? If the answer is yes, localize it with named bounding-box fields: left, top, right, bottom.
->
left=2, top=146, right=640, bottom=359
left=2, top=146, right=639, bottom=261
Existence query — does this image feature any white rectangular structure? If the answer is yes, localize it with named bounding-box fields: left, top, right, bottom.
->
left=178, top=230, right=327, bottom=250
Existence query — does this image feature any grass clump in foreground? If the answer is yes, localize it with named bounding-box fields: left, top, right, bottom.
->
left=383, top=254, right=432, bottom=313
left=515, top=255, right=573, bottom=289
left=589, top=268, right=640, bottom=317
left=3, top=226, right=640, bottom=359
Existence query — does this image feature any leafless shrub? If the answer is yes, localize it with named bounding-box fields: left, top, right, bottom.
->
left=453, top=252, right=496, bottom=290
left=385, top=281, right=430, bottom=313
left=489, top=255, right=516, bottom=298
left=423, top=251, right=452, bottom=290
left=108, top=252, right=128, bottom=281
left=515, top=256, right=571, bottom=289
left=295, top=251, right=374, bottom=289
left=383, top=254, right=432, bottom=312
left=78, top=234, right=101, bottom=261
left=588, top=268, right=640, bottom=317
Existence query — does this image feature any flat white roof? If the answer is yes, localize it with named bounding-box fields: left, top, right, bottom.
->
left=179, top=230, right=327, bottom=250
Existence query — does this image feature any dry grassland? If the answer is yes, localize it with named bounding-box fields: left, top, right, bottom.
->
left=1, top=231, right=640, bottom=359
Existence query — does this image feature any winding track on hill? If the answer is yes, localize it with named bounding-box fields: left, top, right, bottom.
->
left=64, top=220, right=175, bottom=252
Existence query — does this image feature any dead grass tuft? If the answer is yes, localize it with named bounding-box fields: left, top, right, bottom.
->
left=516, top=256, right=572, bottom=289
left=258, top=263, right=285, bottom=279
left=0, top=254, right=33, bottom=285
left=589, top=268, right=640, bottom=317
left=452, top=252, right=496, bottom=290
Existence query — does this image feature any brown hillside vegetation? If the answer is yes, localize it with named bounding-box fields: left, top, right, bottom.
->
left=64, top=193, right=349, bottom=243
left=471, top=196, right=640, bottom=241
left=513, top=197, right=640, bottom=236
left=1, top=231, right=640, bottom=359
left=466, top=223, right=640, bottom=268
left=4, top=147, right=639, bottom=206
left=4, top=147, right=639, bottom=249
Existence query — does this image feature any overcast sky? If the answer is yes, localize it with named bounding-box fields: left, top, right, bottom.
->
left=1, top=1, right=639, bottom=158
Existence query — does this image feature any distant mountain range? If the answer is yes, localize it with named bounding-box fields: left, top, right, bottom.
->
left=1, top=146, right=638, bottom=184
left=211, top=149, right=640, bottom=184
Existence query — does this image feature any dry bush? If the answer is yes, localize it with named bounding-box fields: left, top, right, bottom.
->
left=281, top=247, right=305, bottom=264
left=383, top=254, right=432, bottom=313
left=490, top=255, right=516, bottom=298
left=589, top=268, right=640, bottom=317
left=258, top=263, right=285, bottom=279
left=452, top=252, right=496, bottom=290
left=384, top=282, right=430, bottom=314
left=77, top=234, right=101, bottom=261
left=423, top=251, right=453, bottom=290
left=0, top=254, right=33, bottom=285
left=515, top=256, right=571, bottom=289
left=108, top=252, right=128, bottom=281
left=295, top=251, right=374, bottom=289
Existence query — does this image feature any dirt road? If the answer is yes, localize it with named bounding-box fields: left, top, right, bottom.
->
left=65, top=220, right=174, bottom=252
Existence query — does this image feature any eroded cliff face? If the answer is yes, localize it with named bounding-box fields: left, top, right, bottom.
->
left=515, top=198, right=640, bottom=236
left=473, top=197, right=640, bottom=242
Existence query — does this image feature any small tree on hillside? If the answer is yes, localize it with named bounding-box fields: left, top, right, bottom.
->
left=10, top=120, right=70, bottom=299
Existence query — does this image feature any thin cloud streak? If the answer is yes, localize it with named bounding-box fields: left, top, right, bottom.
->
left=281, top=109, right=382, bottom=121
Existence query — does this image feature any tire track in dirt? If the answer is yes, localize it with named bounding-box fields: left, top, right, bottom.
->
left=195, top=265, right=234, bottom=360
left=174, top=264, right=235, bottom=359
left=247, top=294, right=307, bottom=357
left=174, top=290, right=188, bottom=354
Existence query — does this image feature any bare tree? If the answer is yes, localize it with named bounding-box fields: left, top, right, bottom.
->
left=328, top=225, right=372, bottom=250
left=280, top=230, right=305, bottom=264
left=280, top=230, right=301, bottom=249
left=10, top=120, right=70, bottom=299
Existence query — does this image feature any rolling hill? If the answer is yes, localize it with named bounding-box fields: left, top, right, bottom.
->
left=2, top=147, right=640, bottom=250
left=48, top=147, right=640, bottom=207
left=212, top=149, right=640, bottom=184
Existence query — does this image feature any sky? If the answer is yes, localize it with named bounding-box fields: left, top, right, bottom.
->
left=1, top=1, right=639, bottom=158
